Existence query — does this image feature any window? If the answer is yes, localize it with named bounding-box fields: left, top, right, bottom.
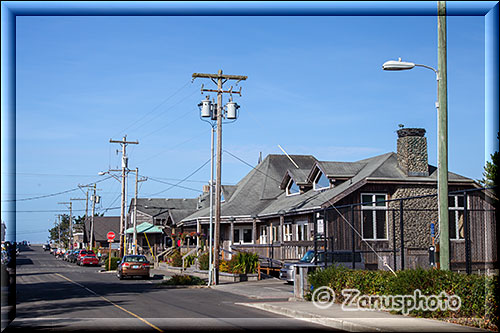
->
left=314, top=171, right=331, bottom=191
left=361, top=193, right=388, bottom=240
left=295, top=221, right=309, bottom=241
left=286, top=178, right=300, bottom=196
left=449, top=195, right=465, bottom=240
left=233, top=227, right=253, bottom=244
left=259, top=225, right=268, bottom=244
left=271, top=225, right=278, bottom=242
left=283, top=224, right=292, bottom=242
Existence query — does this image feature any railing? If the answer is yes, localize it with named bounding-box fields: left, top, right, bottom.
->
left=182, top=247, right=201, bottom=271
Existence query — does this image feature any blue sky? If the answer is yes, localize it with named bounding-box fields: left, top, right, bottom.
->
left=8, top=8, right=489, bottom=243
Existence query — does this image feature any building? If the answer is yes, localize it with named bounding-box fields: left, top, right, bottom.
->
left=83, top=216, right=120, bottom=249
left=179, top=128, right=496, bottom=271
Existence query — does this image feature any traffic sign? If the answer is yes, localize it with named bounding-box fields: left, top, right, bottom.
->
left=107, top=231, right=116, bottom=241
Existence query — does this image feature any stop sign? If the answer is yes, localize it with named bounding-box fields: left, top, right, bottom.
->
left=107, top=231, right=116, bottom=241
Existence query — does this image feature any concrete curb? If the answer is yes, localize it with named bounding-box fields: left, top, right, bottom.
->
left=236, top=302, right=382, bottom=332
left=155, top=285, right=209, bottom=289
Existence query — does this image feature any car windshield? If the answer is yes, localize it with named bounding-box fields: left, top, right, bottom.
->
left=300, top=250, right=315, bottom=262
left=124, top=256, right=147, bottom=263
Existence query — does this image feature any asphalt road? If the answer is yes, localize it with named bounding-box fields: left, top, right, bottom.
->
left=4, top=245, right=341, bottom=332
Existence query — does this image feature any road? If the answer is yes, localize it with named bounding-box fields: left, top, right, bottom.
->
left=4, top=245, right=341, bottom=332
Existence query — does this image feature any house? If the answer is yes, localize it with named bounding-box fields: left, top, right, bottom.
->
left=83, top=216, right=120, bottom=249
left=179, top=128, right=496, bottom=272
left=125, top=197, right=208, bottom=257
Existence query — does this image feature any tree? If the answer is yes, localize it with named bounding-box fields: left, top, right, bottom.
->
left=479, top=132, right=499, bottom=189
left=48, top=214, right=71, bottom=247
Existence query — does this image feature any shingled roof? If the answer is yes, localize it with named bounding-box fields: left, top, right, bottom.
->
left=180, top=151, right=476, bottom=225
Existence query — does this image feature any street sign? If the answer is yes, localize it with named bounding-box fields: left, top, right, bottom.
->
left=317, top=219, right=324, bottom=234
left=107, top=231, right=116, bottom=241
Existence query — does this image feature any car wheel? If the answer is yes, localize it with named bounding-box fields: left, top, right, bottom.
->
left=118, top=272, right=123, bottom=280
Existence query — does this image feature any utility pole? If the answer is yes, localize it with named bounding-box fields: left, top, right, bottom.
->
left=70, top=197, right=87, bottom=248
left=58, top=202, right=73, bottom=249
left=79, top=184, right=99, bottom=249
left=131, top=168, right=147, bottom=255
left=437, top=0, right=450, bottom=270
left=109, top=135, right=139, bottom=258
left=192, top=70, right=247, bottom=285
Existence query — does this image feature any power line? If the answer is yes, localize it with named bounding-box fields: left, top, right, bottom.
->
left=1, top=176, right=113, bottom=202
left=146, top=176, right=203, bottom=193
left=112, top=80, right=192, bottom=138
left=147, top=158, right=211, bottom=197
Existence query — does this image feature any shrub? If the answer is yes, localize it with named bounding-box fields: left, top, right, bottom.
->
left=219, top=259, right=231, bottom=273
left=163, top=274, right=205, bottom=286
left=231, top=252, right=259, bottom=274
left=168, top=249, right=183, bottom=267
left=307, top=266, right=498, bottom=330
left=183, top=254, right=196, bottom=268
left=198, top=252, right=209, bottom=271
left=104, top=257, right=120, bottom=271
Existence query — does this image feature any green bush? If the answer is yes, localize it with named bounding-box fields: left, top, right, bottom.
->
left=183, top=254, right=196, bottom=268
left=231, top=252, right=259, bottom=274
left=163, top=274, right=205, bottom=286
left=168, top=250, right=183, bottom=267
left=104, top=257, right=120, bottom=271
left=198, top=252, right=209, bottom=271
left=307, top=266, right=498, bottom=330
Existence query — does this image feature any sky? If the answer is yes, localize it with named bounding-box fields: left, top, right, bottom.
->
left=4, top=3, right=491, bottom=243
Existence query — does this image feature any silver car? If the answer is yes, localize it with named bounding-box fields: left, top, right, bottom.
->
left=279, top=250, right=365, bottom=283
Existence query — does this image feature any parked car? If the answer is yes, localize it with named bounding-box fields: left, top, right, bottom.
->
left=76, top=249, right=95, bottom=265
left=116, top=255, right=150, bottom=280
left=67, top=250, right=79, bottom=263
left=79, top=253, right=100, bottom=266
left=279, top=250, right=365, bottom=283
left=42, top=243, right=51, bottom=251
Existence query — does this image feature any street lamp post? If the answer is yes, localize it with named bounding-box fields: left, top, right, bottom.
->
left=382, top=57, right=449, bottom=270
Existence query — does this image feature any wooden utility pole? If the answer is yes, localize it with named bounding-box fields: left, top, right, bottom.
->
left=79, top=183, right=98, bottom=249
left=130, top=168, right=147, bottom=255
left=437, top=0, right=450, bottom=270
left=109, top=135, right=139, bottom=258
left=192, top=70, right=247, bottom=285
left=58, top=202, right=73, bottom=249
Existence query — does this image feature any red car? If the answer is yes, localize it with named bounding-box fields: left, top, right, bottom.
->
left=79, top=254, right=99, bottom=266
left=76, top=249, right=95, bottom=265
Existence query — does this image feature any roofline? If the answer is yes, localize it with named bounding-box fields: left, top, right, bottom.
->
left=364, top=177, right=475, bottom=184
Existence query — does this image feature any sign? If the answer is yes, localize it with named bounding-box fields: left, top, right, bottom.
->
left=430, top=222, right=435, bottom=238
left=107, top=231, right=116, bottom=241
left=74, top=243, right=77, bottom=248
left=317, top=219, right=324, bottom=234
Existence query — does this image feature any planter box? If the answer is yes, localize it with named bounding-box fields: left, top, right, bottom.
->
left=193, top=270, right=258, bottom=282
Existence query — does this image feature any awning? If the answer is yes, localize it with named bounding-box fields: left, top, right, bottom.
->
left=125, top=222, right=163, bottom=234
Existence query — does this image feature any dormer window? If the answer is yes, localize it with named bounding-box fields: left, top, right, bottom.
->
left=314, top=171, right=331, bottom=191
left=286, top=178, right=300, bottom=196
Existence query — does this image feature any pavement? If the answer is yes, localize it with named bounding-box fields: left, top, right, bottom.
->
left=151, top=265, right=492, bottom=332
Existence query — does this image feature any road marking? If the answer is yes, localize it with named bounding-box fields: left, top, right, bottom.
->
left=55, top=273, right=163, bottom=332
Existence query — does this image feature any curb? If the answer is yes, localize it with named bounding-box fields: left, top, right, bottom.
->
left=155, top=285, right=209, bottom=289
left=236, top=302, right=383, bottom=332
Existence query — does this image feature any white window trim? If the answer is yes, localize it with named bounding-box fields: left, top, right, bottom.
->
left=361, top=193, right=388, bottom=241
left=259, top=225, right=268, bottom=244
left=286, top=178, right=300, bottom=196
left=283, top=224, right=293, bottom=242
left=233, top=226, right=254, bottom=245
left=449, top=195, right=466, bottom=241
left=313, top=171, right=331, bottom=191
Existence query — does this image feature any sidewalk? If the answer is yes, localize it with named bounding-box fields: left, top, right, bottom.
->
left=236, top=300, right=490, bottom=332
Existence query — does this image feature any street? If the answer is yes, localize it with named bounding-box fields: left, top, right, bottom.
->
left=4, top=246, right=340, bottom=332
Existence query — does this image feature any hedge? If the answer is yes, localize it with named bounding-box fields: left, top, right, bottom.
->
left=307, top=266, right=498, bottom=330
left=104, top=257, right=120, bottom=271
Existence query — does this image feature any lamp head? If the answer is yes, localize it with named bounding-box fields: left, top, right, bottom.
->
left=382, top=58, right=415, bottom=71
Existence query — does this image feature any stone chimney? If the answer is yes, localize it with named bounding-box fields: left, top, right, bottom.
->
left=397, top=128, right=429, bottom=177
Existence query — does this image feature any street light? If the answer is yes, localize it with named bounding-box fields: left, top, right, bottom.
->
left=382, top=57, right=449, bottom=270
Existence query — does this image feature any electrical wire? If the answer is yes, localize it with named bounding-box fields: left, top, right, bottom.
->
left=147, top=158, right=211, bottom=197
left=1, top=176, right=113, bottom=203
left=146, top=176, right=203, bottom=193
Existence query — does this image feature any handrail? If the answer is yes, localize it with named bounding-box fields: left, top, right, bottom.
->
left=181, top=247, right=200, bottom=271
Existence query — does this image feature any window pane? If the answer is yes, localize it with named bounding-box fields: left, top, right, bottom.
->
left=375, top=210, right=387, bottom=239
left=375, top=195, right=386, bottom=207
left=315, top=172, right=330, bottom=189
left=234, top=229, right=240, bottom=243
left=362, top=211, right=374, bottom=239
left=362, top=195, right=372, bottom=206
left=243, top=229, right=252, bottom=243
left=457, top=195, right=464, bottom=208
left=449, top=211, right=457, bottom=239
left=457, top=211, right=465, bottom=239
left=289, top=180, right=300, bottom=194
left=448, top=196, right=456, bottom=207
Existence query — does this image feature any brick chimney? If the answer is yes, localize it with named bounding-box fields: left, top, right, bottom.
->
left=397, top=128, right=429, bottom=177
